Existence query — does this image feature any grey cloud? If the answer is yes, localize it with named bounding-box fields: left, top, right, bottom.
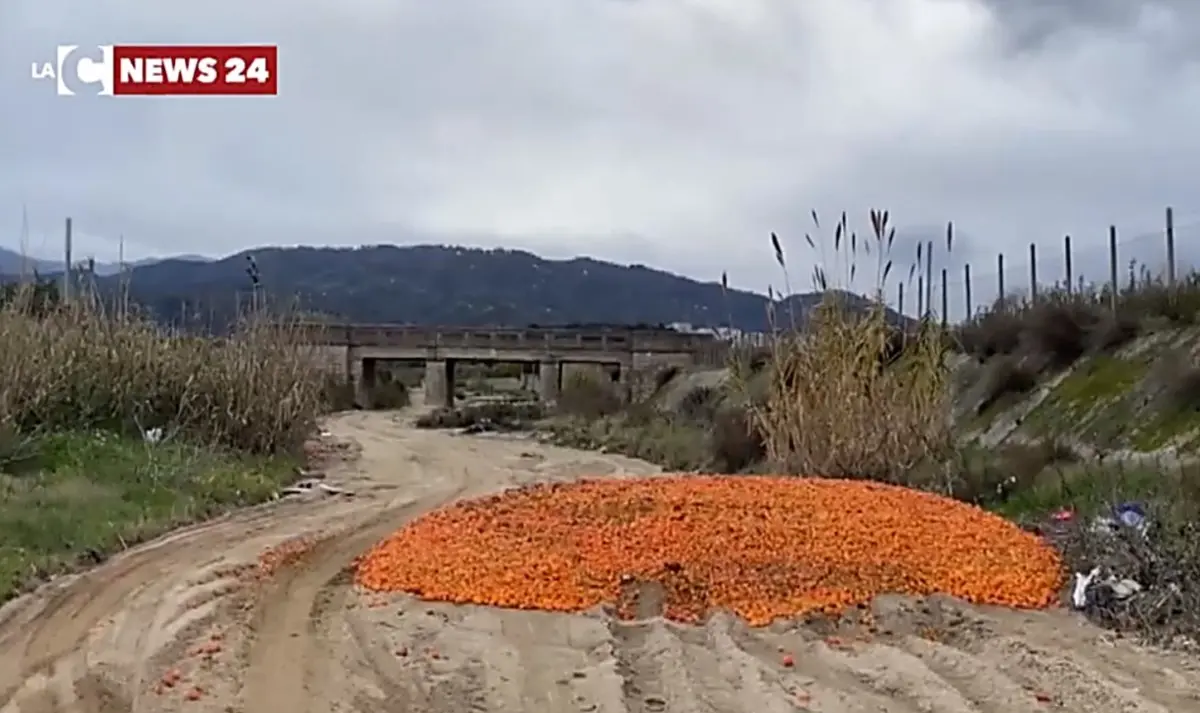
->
left=3, top=0, right=1200, bottom=309
left=976, top=0, right=1200, bottom=54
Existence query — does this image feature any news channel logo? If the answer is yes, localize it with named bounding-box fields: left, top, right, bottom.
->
left=29, top=45, right=114, bottom=96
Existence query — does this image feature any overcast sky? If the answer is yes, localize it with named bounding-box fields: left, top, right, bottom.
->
left=3, top=0, right=1200, bottom=317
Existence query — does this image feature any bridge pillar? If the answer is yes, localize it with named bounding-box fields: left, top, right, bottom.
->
left=538, top=360, right=561, bottom=404
left=520, top=362, right=539, bottom=393
left=424, top=359, right=455, bottom=408
left=355, top=358, right=377, bottom=408
left=607, top=363, right=632, bottom=403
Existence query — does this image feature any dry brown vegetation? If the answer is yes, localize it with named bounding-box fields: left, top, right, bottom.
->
left=547, top=369, right=754, bottom=472
left=0, top=282, right=334, bottom=598
left=0, top=286, right=330, bottom=454
left=737, top=211, right=951, bottom=484
left=551, top=209, right=952, bottom=486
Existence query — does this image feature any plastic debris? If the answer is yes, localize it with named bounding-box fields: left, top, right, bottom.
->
left=1071, top=567, right=1144, bottom=608
left=1108, top=578, right=1142, bottom=600
left=1072, top=567, right=1100, bottom=608
left=1051, top=509, right=1074, bottom=522
left=278, top=478, right=351, bottom=499
left=1090, top=502, right=1149, bottom=538
left=1114, top=503, right=1148, bottom=534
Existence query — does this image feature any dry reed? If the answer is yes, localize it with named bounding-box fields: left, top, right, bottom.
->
left=0, top=283, right=329, bottom=454
left=731, top=210, right=952, bottom=483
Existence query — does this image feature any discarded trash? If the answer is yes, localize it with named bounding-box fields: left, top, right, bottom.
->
left=278, top=478, right=351, bottom=499
left=1071, top=566, right=1144, bottom=608
left=1050, top=509, right=1074, bottom=522
left=1108, top=578, right=1142, bottom=600
left=1072, top=567, right=1099, bottom=608
left=460, top=419, right=496, bottom=435
left=1114, top=503, right=1148, bottom=533
left=142, top=426, right=164, bottom=444
left=1090, top=502, right=1149, bottom=538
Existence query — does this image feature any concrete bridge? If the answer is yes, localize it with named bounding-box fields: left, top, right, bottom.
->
left=294, top=323, right=720, bottom=407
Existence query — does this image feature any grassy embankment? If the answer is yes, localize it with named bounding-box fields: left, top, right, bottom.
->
left=0, top=282, right=346, bottom=601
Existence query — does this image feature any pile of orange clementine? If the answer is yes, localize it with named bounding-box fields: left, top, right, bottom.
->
left=354, top=476, right=1063, bottom=625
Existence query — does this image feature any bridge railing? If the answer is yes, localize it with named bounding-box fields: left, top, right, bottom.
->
left=288, top=323, right=714, bottom=353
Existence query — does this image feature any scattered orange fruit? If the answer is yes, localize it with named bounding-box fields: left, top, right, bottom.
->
left=258, top=536, right=318, bottom=577
left=160, top=669, right=183, bottom=689
left=355, top=476, right=1063, bottom=625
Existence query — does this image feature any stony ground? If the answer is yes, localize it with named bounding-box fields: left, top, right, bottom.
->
left=1, top=407, right=1198, bottom=713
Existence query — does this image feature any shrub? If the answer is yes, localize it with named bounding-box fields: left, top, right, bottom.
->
left=974, top=355, right=1039, bottom=415
left=676, top=385, right=720, bottom=423
left=322, top=374, right=358, bottom=411
left=557, top=369, right=623, bottom=419
left=414, top=402, right=545, bottom=430
left=1023, top=297, right=1095, bottom=368
left=1088, top=310, right=1139, bottom=352
left=945, top=439, right=1075, bottom=508
left=1158, top=362, right=1200, bottom=413
left=368, top=372, right=412, bottom=409
left=708, top=407, right=764, bottom=473
left=1119, top=270, right=1200, bottom=325
left=958, top=304, right=1023, bottom=359
left=955, top=259, right=1200, bottom=372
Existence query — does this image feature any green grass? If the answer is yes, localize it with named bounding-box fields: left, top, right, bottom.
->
left=1131, top=410, right=1200, bottom=452
left=985, top=458, right=1200, bottom=525
left=549, top=413, right=712, bottom=472
left=0, top=430, right=298, bottom=602
left=1008, top=351, right=1200, bottom=453
left=991, top=464, right=1156, bottom=520
left=1053, top=356, right=1146, bottom=410
left=1014, top=355, right=1148, bottom=446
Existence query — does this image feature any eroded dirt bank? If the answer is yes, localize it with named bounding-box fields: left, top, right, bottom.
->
left=1, top=409, right=1198, bottom=713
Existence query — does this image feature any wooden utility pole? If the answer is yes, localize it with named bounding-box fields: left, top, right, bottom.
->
left=63, top=217, right=73, bottom=303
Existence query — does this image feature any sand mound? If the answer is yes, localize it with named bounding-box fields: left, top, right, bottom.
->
left=355, top=476, right=1063, bottom=625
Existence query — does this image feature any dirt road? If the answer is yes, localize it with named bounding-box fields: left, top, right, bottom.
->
left=0, top=409, right=1198, bottom=713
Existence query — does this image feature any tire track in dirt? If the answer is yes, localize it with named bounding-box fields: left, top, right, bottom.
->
left=238, top=491, right=465, bottom=713
left=0, top=508, right=282, bottom=707
left=610, top=620, right=705, bottom=713
left=241, top=411, right=660, bottom=713
left=0, top=411, right=421, bottom=711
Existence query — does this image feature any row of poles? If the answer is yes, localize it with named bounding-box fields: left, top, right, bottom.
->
left=899, top=207, right=1182, bottom=324
left=57, top=217, right=263, bottom=308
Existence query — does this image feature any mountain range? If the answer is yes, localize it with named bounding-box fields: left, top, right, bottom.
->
left=0, top=247, right=209, bottom=277
left=1, top=244, right=898, bottom=331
